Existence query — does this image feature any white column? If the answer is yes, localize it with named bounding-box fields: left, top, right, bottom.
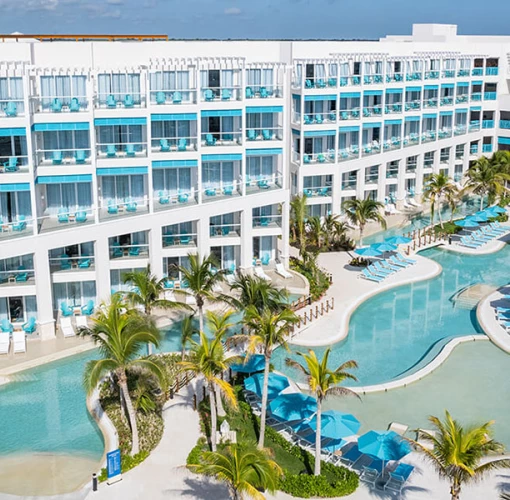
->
left=332, top=173, right=342, bottom=215
left=280, top=200, right=290, bottom=267
left=415, top=154, right=425, bottom=202
left=396, top=160, right=406, bottom=207
left=34, top=250, right=55, bottom=340
left=197, top=216, right=210, bottom=259
left=378, top=163, right=387, bottom=202
left=149, top=226, right=163, bottom=278
left=240, top=208, right=253, bottom=269
left=94, top=236, right=111, bottom=304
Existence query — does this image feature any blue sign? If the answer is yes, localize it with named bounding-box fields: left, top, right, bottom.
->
left=107, top=449, right=122, bottom=480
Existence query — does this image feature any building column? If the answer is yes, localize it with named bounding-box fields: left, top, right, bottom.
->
left=149, top=226, right=163, bottom=278
left=415, top=154, right=425, bottom=203
left=240, top=208, right=253, bottom=269
left=332, top=173, right=342, bottom=215
left=34, top=250, right=55, bottom=340
left=94, top=236, right=111, bottom=304
left=280, top=200, right=290, bottom=267
left=378, top=163, right=387, bottom=202
left=197, top=216, right=211, bottom=259
left=396, top=160, right=406, bottom=208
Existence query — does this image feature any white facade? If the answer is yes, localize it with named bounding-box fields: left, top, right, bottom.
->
left=0, top=23, right=509, bottom=340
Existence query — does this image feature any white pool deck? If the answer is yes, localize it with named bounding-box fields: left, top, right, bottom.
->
left=478, top=286, right=510, bottom=354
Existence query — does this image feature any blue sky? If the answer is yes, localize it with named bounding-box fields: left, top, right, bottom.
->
left=0, top=0, right=509, bottom=39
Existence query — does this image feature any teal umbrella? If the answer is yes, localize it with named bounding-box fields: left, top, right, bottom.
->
left=295, top=410, right=361, bottom=440
left=355, top=246, right=383, bottom=257
left=269, top=393, right=317, bottom=422
left=455, top=218, right=479, bottom=228
left=371, top=242, right=398, bottom=253
left=231, top=354, right=265, bottom=374
left=358, top=430, right=412, bottom=462
left=472, top=212, right=489, bottom=222
left=244, top=372, right=289, bottom=400
left=385, top=236, right=412, bottom=245
left=488, top=205, right=506, bottom=215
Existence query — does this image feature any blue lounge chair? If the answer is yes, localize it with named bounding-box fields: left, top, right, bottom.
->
left=372, top=262, right=394, bottom=276
left=75, top=149, right=86, bottom=164
left=180, top=235, right=191, bottom=245
left=245, top=86, right=254, bottom=98
left=1, top=319, right=13, bottom=333
left=317, top=153, right=326, bottom=163
left=223, top=185, right=234, bottom=196
left=173, top=91, right=182, bottom=104
left=260, top=217, right=269, bottom=227
left=160, top=139, right=170, bottom=152
left=124, top=94, right=134, bottom=107
left=81, top=300, right=94, bottom=315
left=262, top=129, right=271, bottom=140
left=389, top=255, right=408, bottom=268
left=60, top=254, right=71, bottom=270
left=315, top=114, right=323, bottom=124
left=178, top=138, right=187, bottom=151
left=78, top=258, right=91, bottom=269
left=205, top=134, right=216, bottom=146
left=304, top=115, right=313, bottom=125
left=328, top=77, right=337, bottom=87
left=107, top=200, right=118, bottom=215
left=361, top=269, right=384, bottom=283
left=52, top=151, right=63, bottom=165
left=367, top=265, right=388, bottom=279
left=384, top=463, right=414, bottom=494
left=178, top=193, right=189, bottom=203
left=380, top=260, right=401, bottom=272
left=70, top=97, right=80, bottom=112
left=338, top=444, right=364, bottom=468
left=16, top=271, right=28, bottom=282
left=305, top=79, right=313, bottom=89
left=360, top=460, right=385, bottom=487
left=57, top=208, right=69, bottom=223
left=205, top=188, right=216, bottom=197
left=247, top=129, right=256, bottom=141
left=156, top=91, right=166, bottom=104
left=12, top=216, right=26, bottom=231
left=204, top=89, right=214, bottom=101
left=129, top=245, right=140, bottom=257
left=221, top=89, right=231, bottom=100
left=106, top=94, right=116, bottom=108
left=396, top=253, right=416, bottom=265
left=259, top=87, right=269, bottom=98
left=22, top=317, right=37, bottom=334
left=5, top=101, right=17, bottom=117
left=125, top=143, right=136, bottom=157
left=164, top=279, right=175, bottom=289
left=303, top=154, right=311, bottom=164
left=111, top=242, right=123, bottom=258
left=3, top=156, right=18, bottom=172
left=126, top=200, right=138, bottom=212
left=60, top=302, right=73, bottom=317
left=316, top=79, right=326, bottom=88
left=261, top=254, right=270, bottom=266
left=257, top=179, right=269, bottom=189
left=159, top=191, right=170, bottom=204
left=106, top=145, right=117, bottom=157
left=51, top=98, right=63, bottom=112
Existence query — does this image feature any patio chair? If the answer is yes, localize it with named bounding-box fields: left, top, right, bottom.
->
left=3, top=156, right=18, bottom=172
left=315, top=114, right=324, bottom=125
left=106, top=94, right=117, bottom=108
left=52, top=150, right=63, bottom=165
left=205, top=188, right=216, bottom=197
left=160, top=139, right=170, bottom=152
left=259, top=87, right=269, bottom=98
left=261, top=254, right=270, bottom=266
left=172, top=91, right=182, bottom=104
left=180, top=235, right=191, bottom=245
left=205, top=134, right=217, bottom=146
left=13, top=331, right=26, bottom=353
left=129, top=245, right=140, bottom=257
left=177, top=138, right=187, bottom=151
left=75, top=149, right=86, bottom=164
left=159, top=191, right=170, bottom=204
left=1, top=319, right=13, bottom=333
left=126, top=200, right=138, bottom=212
left=178, top=193, right=189, bottom=203
left=57, top=208, right=69, bottom=223
left=12, top=216, right=26, bottom=231
left=0, top=331, right=10, bottom=354
left=60, top=317, right=75, bottom=338
left=75, top=210, right=87, bottom=223
left=257, top=179, right=270, bottom=189
left=70, top=97, right=80, bottom=112
left=245, top=86, right=254, bottom=98
left=125, top=143, right=136, bottom=157
left=22, top=317, right=37, bottom=334
left=78, top=258, right=91, bottom=269
left=247, top=129, right=256, bottom=141
left=223, top=185, right=234, bottom=196
left=60, top=302, right=74, bottom=317
left=107, top=200, right=119, bottom=214
left=262, top=129, right=271, bottom=140
left=384, top=463, right=415, bottom=495
left=303, top=154, right=311, bottom=164
left=106, top=144, right=117, bottom=157
left=221, top=89, right=231, bottom=100
left=51, top=98, right=63, bottom=112
left=60, top=254, right=71, bottom=270
left=111, top=242, right=123, bottom=258
left=155, top=91, right=166, bottom=104
left=5, top=101, right=17, bottom=117
left=81, top=300, right=95, bottom=315
left=204, top=89, right=214, bottom=101
left=124, top=94, right=134, bottom=107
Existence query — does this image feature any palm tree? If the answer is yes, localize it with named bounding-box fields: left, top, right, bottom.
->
left=79, top=294, right=166, bottom=455
left=464, top=157, right=510, bottom=210
left=414, top=411, right=510, bottom=500
left=342, top=198, right=386, bottom=246
left=192, top=442, right=282, bottom=500
left=180, top=313, right=197, bottom=361
left=175, top=253, right=225, bottom=336
left=290, top=194, right=309, bottom=256
left=306, top=216, right=324, bottom=249
left=423, top=172, right=459, bottom=229
left=234, top=306, right=299, bottom=448
left=322, top=213, right=343, bottom=248
left=286, top=348, right=359, bottom=476
left=179, top=329, right=238, bottom=451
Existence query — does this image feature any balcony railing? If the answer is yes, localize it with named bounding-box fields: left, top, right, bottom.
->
left=96, top=93, right=146, bottom=109
left=423, top=98, right=438, bottom=108
left=100, top=198, right=149, bottom=219
left=339, top=109, right=360, bottom=120
left=304, top=78, right=339, bottom=89
left=470, top=145, right=479, bottom=154
left=245, top=85, right=283, bottom=98
left=151, top=136, right=198, bottom=153
left=404, top=133, right=420, bottom=146
left=471, top=92, right=482, bottom=101
left=383, top=138, right=402, bottom=151
left=486, top=67, right=499, bottom=76
left=150, top=89, right=197, bottom=105
left=454, top=124, right=467, bottom=135
left=406, top=163, right=417, bottom=172
left=455, top=94, right=469, bottom=104
left=362, top=142, right=382, bottom=156
left=442, top=70, right=455, bottom=78
left=404, top=100, right=421, bottom=111
left=365, top=174, right=379, bottom=183
left=246, top=127, right=283, bottom=141
left=303, top=112, right=337, bottom=124
left=252, top=215, right=282, bottom=228
left=303, top=185, right=332, bottom=197
left=299, top=151, right=336, bottom=164
left=384, top=103, right=402, bottom=114
left=203, top=182, right=242, bottom=199
left=421, top=131, right=436, bottom=143
left=438, top=127, right=452, bottom=139
left=386, top=168, right=399, bottom=179
left=0, top=268, right=35, bottom=285
left=362, top=105, right=383, bottom=117
left=0, top=99, right=25, bottom=117
left=457, top=69, right=470, bottom=77
left=500, top=120, right=510, bottom=129
left=405, top=72, right=422, bottom=81
left=37, top=208, right=95, bottom=233
left=200, top=87, right=242, bottom=102
left=424, top=71, right=440, bottom=80
left=246, top=174, right=283, bottom=193
left=423, top=158, right=434, bottom=167
left=362, top=74, right=384, bottom=85
left=483, top=144, right=493, bottom=153
left=385, top=73, right=404, bottom=83
left=96, top=142, right=147, bottom=158
left=36, top=148, right=92, bottom=166
left=49, top=255, right=94, bottom=272
left=482, top=120, right=495, bottom=129
left=210, top=223, right=241, bottom=237
left=472, top=68, right=483, bottom=76
left=0, top=155, right=29, bottom=173
left=440, top=155, right=450, bottom=163
left=154, top=190, right=197, bottom=208
left=440, top=97, right=453, bottom=106
left=484, top=92, right=497, bottom=101
left=201, top=132, right=242, bottom=147
left=338, top=146, right=359, bottom=161
left=0, top=216, right=33, bottom=240
left=469, top=121, right=481, bottom=132
left=31, top=96, right=88, bottom=113
left=341, top=180, right=357, bottom=190
left=162, top=232, right=197, bottom=248
left=109, top=242, right=149, bottom=259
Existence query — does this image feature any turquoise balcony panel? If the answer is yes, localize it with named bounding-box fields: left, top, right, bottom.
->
left=482, top=120, right=495, bottom=129
left=486, top=67, right=499, bottom=76
left=484, top=92, right=497, bottom=101
left=500, top=120, right=510, bottom=129
left=472, top=68, right=483, bottom=76
left=482, top=144, right=493, bottom=153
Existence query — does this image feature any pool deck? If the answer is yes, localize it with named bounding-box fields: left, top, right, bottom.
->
left=477, top=285, right=510, bottom=353
left=290, top=251, right=442, bottom=348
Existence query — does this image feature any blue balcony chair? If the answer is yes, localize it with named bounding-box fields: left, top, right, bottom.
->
left=5, top=101, right=17, bottom=117
left=178, top=138, right=187, bottom=151
left=16, top=270, right=28, bottom=282
left=106, top=145, right=117, bottom=157
left=316, top=79, right=326, bottom=88
left=222, top=226, right=231, bottom=236
left=156, top=91, right=166, bottom=104
left=318, top=187, right=329, bottom=196
left=221, top=89, right=232, bottom=100
left=106, top=94, right=117, bottom=108
left=245, top=86, right=254, bottom=98
left=304, top=189, right=313, bottom=197
left=364, top=75, right=372, bottom=84
left=315, top=114, right=323, bottom=125
left=204, top=89, right=214, bottom=101
left=317, top=153, right=326, bottom=163
left=125, top=143, right=136, bottom=157
left=180, top=235, right=191, bottom=245
left=70, top=97, right=80, bottom=112
left=205, top=134, right=217, bottom=146
left=12, top=215, right=26, bottom=231
left=1, top=319, right=13, bottom=333
left=257, top=179, right=270, bottom=189
left=107, top=200, right=118, bottom=214
left=328, top=78, right=337, bottom=87
left=247, top=129, right=256, bottom=141
left=52, top=151, right=63, bottom=165
left=262, top=129, right=271, bottom=140
left=259, top=87, right=269, bottom=98
left=77, top=210, right=89, bottom=224
left=328, top=112, right=336, bottom=121
left=261, top=254, right=270, bottom=266
left=57, top=208, right=69, bottom=223
left=178, top=192, right=189, bottom=203
left=340, top=111, right=348, bottom=120
left=111, top=242, right=123, bottom=258
left=305, top=79, right=313, bottom=89
left=159, top=191, right=170, bottom=204
left=374, top=106, right=381, bottom=115
left=3, top=156, right=18, bottom=172
left=75, top=149, right=86, bottom=164
left=78, top=258, right=91, bottom=269
left=172, top=91, right=182, bottom=104
left=163, top=278, right=175, bottom=289
left=223, top=185, right=234, bottom=196
left=81, top=300, right=95, bottom=316
left=126, top=199, right=138, bottom=212
left=60, top=254, right=71, bottom=270
left=51, top=98, right=63, bottom=112
left=22, top=317, right=36, bottom=334
left=129, top=244, right=140, bottom=257
left=340, top=77, right=348, bottom=86
left=352, top=76, right=360, bottom=85
left=205, top=188, right=216, bottom=197
left=303, top=154, right=311, bottom=164
left=304, top=115, right=313, bottom=125
left=124, top=95, right=134, bottom=107
left=351, top=109, right=360, bottom=118
left=160, top=139, right=170, bottom=152
left=60, top=302, right=74, bottom=317
left=260, top=217, right=269, bottom=226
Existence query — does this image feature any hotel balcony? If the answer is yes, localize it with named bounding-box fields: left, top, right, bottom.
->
left=162, top=222, right=197, bottom=249
left=0, top=127, right=29, bottom=173
left=0, top=254, right=35, bottom=287
left=31, top=95, right=88, bottom=114
left=49, top=243, right=95, bottom=274
left=201, top=111, right=242, bottom=147
left=150, top=89, right=197, bottom=106
left=0, top=76, right=25, bottom=117
left=210, top=212, right=241, bottom=238
left=109, top=232, right=149, bottom=260
left=0, top=186, right=33, bottom=241
left=151, top=113, right=198, bottom=153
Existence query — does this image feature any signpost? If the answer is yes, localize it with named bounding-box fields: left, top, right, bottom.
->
left=106, top=449, right=122, bottom=485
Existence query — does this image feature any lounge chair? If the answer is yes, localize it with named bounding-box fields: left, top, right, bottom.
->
left=75, top=149, right=86, bottom=164
left=60, top=317, right=76, bottom=338
left=3, top=156, right=18, bottom=172
left=177, top=138, right=187, bottom=151
left=226, top=273, right=236, bottom=285
left=1, top=319, right=13, bottom=333
left=75, top=211, right=87, bottom=223
left=396, top=253, right=416, bottom=265
left=164, top=290, right=176, bottom=301
left=22, top=317, right=37, bottom=334
left=13, top=331, right=26, bottom=353
left=389, top=255, right=409, bottom=268
left=125, top=143, right=136, bottom=157
left=107, top=200, right=118, bottom=214
left=388, top=422, right=409, bottom=436
left=204, top=89, right=214, bottom=101
left=173, top=91, right=182, bottom=104
left=78, top=258, right=91, bottom=269
left=81, top=300, right=94, bottom=315
left=384, top=463, right=415, bottom=494
left=361, top=268, right=384, bottom=283
left=106, top=144, right=117, bottom=157
left=124, top=94, right=134, bottom=107
left=160, top=139, right=170, bottom=152
left=338, top=444, right=364, bottom=468
left=381, top=260, right=401, bottom=272
left=76, top=315, right=88, bottom=330
left=51, top=98, right=63, bottom=112
left=370, top=263, right=392, bottom=276
left=205, top=133, right=217, bottom=146
left=60, top=302, right=74, bottom=317
left=52, top=150, right=63, bottom=165
left=275, top=263, right=293, bottom=279
left=57, top=208, right=69, bottom=223
left=0, top=331, right=10, bottom=354
left=12, top=215, right=26, bottom=231
left=106, top=94, right=117, bottom=107
left=70, top=97, right=80, bottom=112
left=360, top=460, right=385, bottom=487
left=254, top=266, right=271, bottom=282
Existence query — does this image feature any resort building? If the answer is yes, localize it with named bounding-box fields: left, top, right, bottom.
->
left=0, top=23, right=508, bottom=339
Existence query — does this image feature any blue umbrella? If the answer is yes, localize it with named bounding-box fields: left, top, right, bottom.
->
left=231, top=354, right=265, bottom=374
left=300, top=410, right=361, bottom=440
left=269, top=393, right=317, bottom=422
left=385, top=236, right=412, bottom=245
left=455, top=218, right=479, bottom=228
left=371, top=242, right=398, bottom=253
left=472, top=211, right=489, bottom=222
left=244, top=372, right=289, bottom=400
left=354, top=246, right=383, bottom=257
left=358, top=430, right=412, bottom=462
left=487, top=205, right=506, bottom=215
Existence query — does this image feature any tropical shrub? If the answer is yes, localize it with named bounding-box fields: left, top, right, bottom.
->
left=290, top=256, right=330, bottom=301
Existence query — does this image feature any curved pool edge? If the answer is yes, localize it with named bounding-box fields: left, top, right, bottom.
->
left=477, top=287, right=510, bottom=354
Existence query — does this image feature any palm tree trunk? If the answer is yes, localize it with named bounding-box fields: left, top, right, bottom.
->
left=480, top=195, right=484, bottom=211
left=209, top=382, right=218, bottom=452
left=438, top=203, right=444, bottom=228
left=215, top=386, right=226, bottom=417
left=359, top=225, right=364, bottom=247
left=257, top=355, right=271, bottom=449
left=450, top=483, right=461, bottom=500
left=314, top=399, right=322, bottom=476
left=198, top=304, right=204, bottom=336
left=119, top=371, right=140, bottom=456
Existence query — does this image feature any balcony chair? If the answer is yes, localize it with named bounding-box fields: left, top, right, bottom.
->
left=177, top=138, right=187, bottom=151
left=341, top=111, right=349, bottom=120
left=76, top=210, right=87, bottom=223
left=60, top=302, right=74, bottom=317
left=16, top=269, right=28, bottom=282
left=303, top=154, right=311, bottom=164
left=204, top=89, right=214, bottom=101
left=328, top=78, right=337, bottom=87
left=75, top=149, right=86, bottom=164
left=111, top=242, right=123, bottom=258
left=81, top=300, right=95, bottom=315
left=180, top=235, right=191, bottom=245
left=260, top=217, right=269, bottom=227
left=106, top=94, right=117, bottom=108
left=70, top=97, right=80, bottom=112
left=172, top=91, right=182, bottom=104
left=352, top=76, right=361, bottom=85
left=1, top=319, right=13, bottom=333
left=364, top=76, right=372, bottom=84
left=328, top=112, right=336, bottom=121
left=51, top=98, right=63, bottom=112
left=317, top=153, right=326, bottom=163
left=57, top=208, right=69, bottom=223
left=106, top=145, right=117, bottom=157
left=205, top=133, right=217, bottom=146
left=126, top=199, right=138, bottom=212
left=3, top=156, right=18, bottom=172
left=160, top=139, right=170, bottom=152
left=124, top=94, right=134, bottom=107
left=340, top=77, right=348, bottom=86
left=261, top=254, right=270, bottom=266
left=205, top=187, right=216, bottom=196
left=305, top=79, right=313, bottom=89
left=22, top=317, right=37, bottom=334
left=107, top=200, right=119, bottom=214
left=128, top=244, right=140, bottom=257
left=156, top=91, right=166, bottom=104
left=374, top=106, right=382, bottom=115
left=262, top=129, right=271, bottom=140
left=12, top=215, right=26, bottom=231
left=245, top=86, right=254, bottom=98
left=304, top=189, right=313, bottom=197
left=318, top=188, right=329, bottom=196
left=78, top=258, right=91, bottom=269
left=60, top=254, right=71, bottom=270
left=222, top=226, right=231, bottom=236
left=52, top=151, right=63, bottom=165
left=316, top=79, right=326, bottom=88
left=259, top=87, right=269, bottom=98
left=5, top=101, right=17, bottom=117
left=304, top=115, right=313, bottom=125
left=247, top=129, right=256, bottom=141
left=125, top=143, right=136, bottom=157
left=221, top=89, right=232, bottom=100
left=159, top=191, right=170, bottom=204
left=223, top=185, right=234, bottom=196
left=351, top=109, right=360, bottom=118
left=257, top=179, right=270, bottom=189
left=178, top=192, right=189, bottom=203
left=315, top=114, right=323, bottom=125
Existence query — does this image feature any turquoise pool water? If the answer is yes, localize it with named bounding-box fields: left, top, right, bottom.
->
left=273, top=244, right=510, bottom=386
left=0, top=350, right=104, bottom=457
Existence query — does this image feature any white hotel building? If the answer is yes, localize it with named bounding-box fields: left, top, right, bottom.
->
left=0, top=23, right=508, bottom=340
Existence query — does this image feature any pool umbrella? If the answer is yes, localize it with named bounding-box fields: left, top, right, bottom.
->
left=244, top=372, right=290, bottom=400
left=231, top=354, right=265, bottom=374
left=354, top=246, right=383, bottom=257
left=454, top=218, right=479, bottom=228
left=472, top=212, right=489, bottom=222
left=487, top=205, right=506, bottom=215
left=358, top=430, right=412, bottom=471
left=385, top=236, right=412, bottom=245
left=371, top=242, right=398, bottom=253
left=269, top=393, right=317, bottom=422
left=296, top=410, right=361, bottom=440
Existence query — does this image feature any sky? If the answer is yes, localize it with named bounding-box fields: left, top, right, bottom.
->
left=0, top=0, right=509, bottom=39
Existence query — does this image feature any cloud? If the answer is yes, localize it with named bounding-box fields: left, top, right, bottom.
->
left=224, top=6, right=241, bottom=15
left=0, top=0, right=60, bottom=11
left=81, top=2, right=122, bottom=18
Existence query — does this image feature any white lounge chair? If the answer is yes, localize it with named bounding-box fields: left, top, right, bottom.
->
left=388, top=421, right=409, bottom=436
left=254, top=266, right=271, bottom=282
left=12, top=331, right=26, bottom=353
left=275, top=263, right=293, bottom=279
left=408, top=198, right=421, bottom=207
left=0, top=331, right=10, bottom=354
left=60, top=317, right=76, bottom=338
left=76, top=315, right=88, bottom=329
